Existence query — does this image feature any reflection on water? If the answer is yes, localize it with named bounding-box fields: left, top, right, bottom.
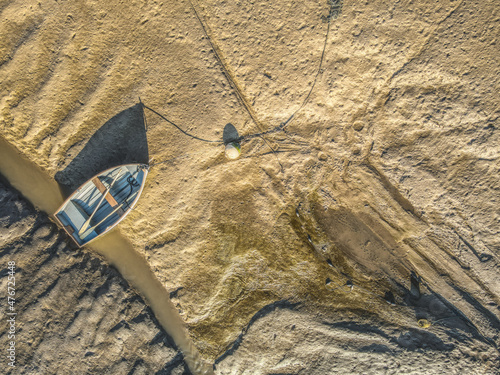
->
left=0, top=136, right=213, bottom=375
left=0, top=137, right=64, bottom=213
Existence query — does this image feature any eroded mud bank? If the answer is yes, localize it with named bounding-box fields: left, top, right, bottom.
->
left=0, top=178, right=191, bottom=374
left=0, top=0, right=499, bottom=373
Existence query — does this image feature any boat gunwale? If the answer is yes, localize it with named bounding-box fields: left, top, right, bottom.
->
left=53, top=163, right=149, bottom=248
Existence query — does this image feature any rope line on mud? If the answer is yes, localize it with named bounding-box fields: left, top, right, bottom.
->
left=143, top=105, right=222, bottom=144
left=280, top=20, right=331, bottom=130
left=188, top=0, right=266, bottom=133
left=145, top=1, right=342, bottom=169
left=187, top=0, right=285, bottom=171
left=280, top=0, right=341, bottom=130
left=144, top=104, right=286, bottom=144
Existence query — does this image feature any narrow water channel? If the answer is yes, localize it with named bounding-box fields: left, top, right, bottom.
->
left=0, top=136, right=213, bottom=375
left=91, top=232, right=213, bottom=374
left=0, top=137, right=64, bottom=214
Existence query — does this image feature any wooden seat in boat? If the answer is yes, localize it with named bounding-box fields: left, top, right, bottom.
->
left=92, top=176, right=125, bottom=216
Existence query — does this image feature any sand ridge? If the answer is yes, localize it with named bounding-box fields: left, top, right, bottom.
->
left=1, top=0, right=499, bottom=373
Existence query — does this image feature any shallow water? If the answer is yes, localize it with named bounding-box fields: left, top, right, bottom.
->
left=91, top=231, right=214, bottom=374
left=0, top=137, right=64, bottom=213
left=0, top=136, right=213, bottom=375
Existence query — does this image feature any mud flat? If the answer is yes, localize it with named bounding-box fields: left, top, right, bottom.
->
left=215, top=306, right=498, bottom=374
left=1, top=0, right=499, bottom=373
left=0, top=178, right=191, bottom=374
left=0, top=137, right=212, bottom=374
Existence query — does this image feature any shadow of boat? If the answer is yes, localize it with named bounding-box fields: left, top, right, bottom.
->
left=55, top=103, right=149, bottom=197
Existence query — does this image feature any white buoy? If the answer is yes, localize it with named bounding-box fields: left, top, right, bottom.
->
left=225, top=142, right=241, bottom=160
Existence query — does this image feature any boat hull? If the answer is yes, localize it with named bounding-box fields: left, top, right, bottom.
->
left=53, top=164, right=148, bottom=247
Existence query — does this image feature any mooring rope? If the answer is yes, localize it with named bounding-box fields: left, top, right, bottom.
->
left=143, top=104, right=222, bottom=144
left=280, top=0, right=342, bottom=131
left=144, top=1, right=342, bottom=168
left=280, top=20, right=332, bottom=130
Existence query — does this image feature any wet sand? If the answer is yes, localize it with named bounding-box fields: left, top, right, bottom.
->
left=1, top=0, right=499, bottom=373
left=0, top=137, right=211, bottom=374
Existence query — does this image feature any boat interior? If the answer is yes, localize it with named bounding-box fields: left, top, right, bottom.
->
left=55, top=165, right=146, bottom=246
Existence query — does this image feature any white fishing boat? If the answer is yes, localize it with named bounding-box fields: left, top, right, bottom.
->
left=54, top=164, right=148, bottom=247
